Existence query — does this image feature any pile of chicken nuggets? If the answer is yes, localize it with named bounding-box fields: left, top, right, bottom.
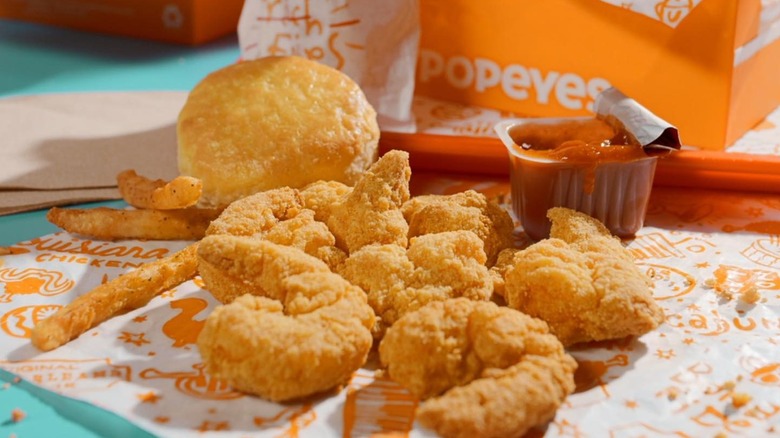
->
left=34, top=149, right=665, bottom=438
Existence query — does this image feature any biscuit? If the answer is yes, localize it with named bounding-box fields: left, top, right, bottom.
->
left=177, top=56, right=379, bottom=207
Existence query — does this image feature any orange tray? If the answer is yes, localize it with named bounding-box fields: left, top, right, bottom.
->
left=379, top=132, right=780, bottom=194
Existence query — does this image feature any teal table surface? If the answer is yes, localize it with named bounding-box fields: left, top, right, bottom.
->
left=0, top=18, right=239, bottom=437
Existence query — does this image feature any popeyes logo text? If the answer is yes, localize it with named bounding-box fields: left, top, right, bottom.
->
left=418, top=49, right=612, bottom=112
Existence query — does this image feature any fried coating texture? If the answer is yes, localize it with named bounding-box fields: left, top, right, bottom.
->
left=117, top=169, right=202, bottom=210
left=504, top=207, right=664, bottom=346
left=197, top=271, right=375, bottom=402
left=489, top=247, right=521, bottom=298
left=339, top=231, right=492, bottom=338
left=379, top=298, right=576, bottom=438
left=32, top=244, right=199, bottom=351
left=205, top=187, right=303, bottom=237
left=205, top=187, right=345, bottom=270
left=197, top=235, right=331, bottom=303
left=328, top=150, right=411, bottom=253
left=47, top=207, right=221, bottom=241
left=300, top=180, right=353, bottom=224
left=402, top=190, right=515, bottom=266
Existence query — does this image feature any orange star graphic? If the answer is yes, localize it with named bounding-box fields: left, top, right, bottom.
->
left=138, top=391, right=161, bottom=403
left=154, top=416, right=170, bottom=424
left=625, top=399, right=638, bottom=409
left=683, top=338, right=695, bottom=345
left=695, top=262, right=710, bottom=269
left=656, top=349, right=675, bottom=359
left=118, top=332, right=151, bottom=347
left=133, top=315, right=148, bottom=323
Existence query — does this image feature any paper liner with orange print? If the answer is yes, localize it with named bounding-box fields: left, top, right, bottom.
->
left=1, top=184, right=780, bottom=436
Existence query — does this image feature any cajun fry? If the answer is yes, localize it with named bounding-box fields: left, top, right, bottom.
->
left=117, top=169, right=202, bottom=210
left=30, top=243, right=199, bottom=351
left=47, top=207, right=221, bottom=241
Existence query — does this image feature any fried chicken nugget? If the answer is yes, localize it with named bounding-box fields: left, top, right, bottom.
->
left=197, top=271, right=375, bottom=402
left=402, top=190, right=515, bottom=266
left=504, top=207, right=664, bottom=346
left=328, top=150, right=411, bottom=253
left=197, top=235, right=330, bottom=303
left=339, top=231, right=492, bottom=338
left=379, top=298, right=576, bottom=438
left=205, top=187, right=346, bottom=270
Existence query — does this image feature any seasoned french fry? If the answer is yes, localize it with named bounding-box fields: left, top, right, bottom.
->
left=47, top=207, right=221, bottom=241
left=117, top=169, right=202, bottom=210
left=30, top=243, right=199, bottom=351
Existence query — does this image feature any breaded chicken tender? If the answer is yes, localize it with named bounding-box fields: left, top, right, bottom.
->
left=504, top=207, right=664, bottom=346
left=401, top=190, right=515, bottom=266
left=379, top=298, right=576, bottom=438
left=328, top=150, right=411, bottom=253
left=339, top=231, right=492, bottom=338
left=197, top=271, right=375, bottom=402
left=197, top=235, right=331, bottom=303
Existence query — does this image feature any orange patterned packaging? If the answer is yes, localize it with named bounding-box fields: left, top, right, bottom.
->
left=417, top=0, right=780, bottom=150
left=0, top=0, right=244, bottom=45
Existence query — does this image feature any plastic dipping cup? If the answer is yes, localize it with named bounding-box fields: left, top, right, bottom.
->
left=495, top=118, right=658, bottom=241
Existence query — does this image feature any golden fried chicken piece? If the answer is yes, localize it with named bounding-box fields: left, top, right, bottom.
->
left=488, top=247, right=521, bottom=298
left=205, top=187, right=346, bottom=270
left=197, top=270, right=375, bottom=402
left=206, top=187, right=303, bottom=236
left=339, top=231, right=492, bottom=338
left=197, top=235, right=330, bottom=303
left=328, top=150, right=411, bottom=253
left=300, top=180, right=353, bottom=224
left=379, top=298, right=576, bottom=438
left=401, top=190, right=515, bottom=266
left=504, top=207, right=664, bottom=346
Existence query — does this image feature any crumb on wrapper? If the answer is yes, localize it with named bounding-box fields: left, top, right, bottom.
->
left=11, top=408, right=26, bottom=423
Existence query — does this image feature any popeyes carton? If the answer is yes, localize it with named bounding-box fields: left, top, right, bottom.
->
left=0, top=0, right=244, bottom=45
left=416, top=0, right=780, bottom=150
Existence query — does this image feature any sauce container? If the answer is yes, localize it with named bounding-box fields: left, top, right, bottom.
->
left=496, top=116, right=659, bottom=241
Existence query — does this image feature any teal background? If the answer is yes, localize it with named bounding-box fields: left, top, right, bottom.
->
left=0, top=18, right=240, bottom=437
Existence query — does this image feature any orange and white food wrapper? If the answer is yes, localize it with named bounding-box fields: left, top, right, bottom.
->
left=2, top=149, right=780, bottom=436
left=238, top=0, right=419, bottom=130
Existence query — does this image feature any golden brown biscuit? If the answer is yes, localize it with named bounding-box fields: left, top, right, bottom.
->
left=178, top=56, right=379, bottom=207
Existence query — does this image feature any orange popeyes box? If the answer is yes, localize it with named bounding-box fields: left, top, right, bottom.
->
left=416, top=0, right=780, bottom=150
left=0, top=0, right=244, bottom=45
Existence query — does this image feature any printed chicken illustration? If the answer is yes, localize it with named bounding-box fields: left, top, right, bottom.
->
left=161, top=297, right=209, bottom=348
left=0, top=268, right=74, bottom=302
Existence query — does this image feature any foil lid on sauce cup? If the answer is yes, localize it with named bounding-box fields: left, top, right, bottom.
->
left=594, top=87, right=682, bottom=153
left=495, top=87, right=681, bottom=241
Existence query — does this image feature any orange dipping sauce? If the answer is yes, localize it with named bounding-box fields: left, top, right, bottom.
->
left=497, top=117, right=658, bottom=241
left=511, top=117, right=647, bottom=163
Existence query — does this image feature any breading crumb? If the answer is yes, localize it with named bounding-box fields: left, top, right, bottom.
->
left=11, top=408, right=26, bottom=423
left=739, top=286, right=761, bottom=304
left=731, top=392, right=752, bottom=408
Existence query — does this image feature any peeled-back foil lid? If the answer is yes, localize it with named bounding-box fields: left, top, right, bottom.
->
left=594, top=87, right=682, bottom=153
